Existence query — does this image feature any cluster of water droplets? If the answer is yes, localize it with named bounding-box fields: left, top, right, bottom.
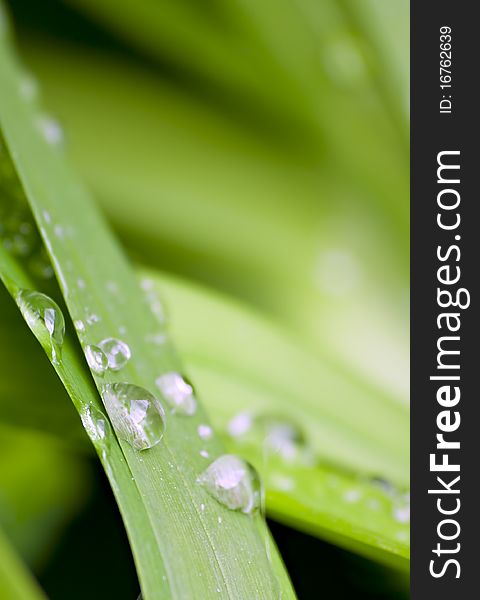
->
left=16, top=289, right=65, bottom=363
left=0, top=135, right=55, bottom=281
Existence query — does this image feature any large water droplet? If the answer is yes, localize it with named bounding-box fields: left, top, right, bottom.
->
left=98, top=337, right=131, bottom=371
left=197, top=454, right=262, bottom=514
left=17, top=289, right=65, bottom=363
left=155, top=372, right=196, bottom=416
left=101, top=383, right=165, bottom=450
left=80, top=404, right=110, bottom=447
left=85, top=344, right=109, bottom=376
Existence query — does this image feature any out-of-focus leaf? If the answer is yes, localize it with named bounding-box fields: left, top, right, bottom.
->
left=0, top=527, right=46, bottom=600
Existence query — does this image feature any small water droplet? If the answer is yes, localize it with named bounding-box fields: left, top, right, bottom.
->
left=200, top=450, right=209, bottom=458
left=98, top=337, right=131, bottom=370
left=77, top=278, right=86, bottom=289
left=271, top=474, right=295, bottom=492
left=85, top=344, right=109, bottom=376
left=197, top=424, right=213, bottom=440
left=343, top=489, right=361, bottom=503
left=73, top=321, right=84, bottom=334
left=81, top=404, right=110, bottom=447
left=200, top=503, right=205, bottom=512
left=140, top=278, right=166, bottom=323
left=155, top=372, right=196, bottom=416
left=28, top=247, right=54, bottom=279
left=106, top=280, right=118, bottom=293
left=19, top=72, right=39, bottom=102
left=145, top=332, right=167, bottom=345
left=54, top=224, right=66, bottom=239
left=197, top=454, right=262, bottom=514
left=217, top=516, right=222, bottom=524
left=101, top=383, right=166, bottom=450
left=227, top=412, right=252, bottom=437
left=17, top=289, right=65, bottom=363
left=37, top=114, right=63, bottom=146
left=229, top=412, right=312, bottom=464
left=393, top=494, right=410, bottom=524
left=86, top=313, right=100, bottom=325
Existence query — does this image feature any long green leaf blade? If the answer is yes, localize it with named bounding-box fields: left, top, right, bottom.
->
left=0, top=17, right=295, bottom=600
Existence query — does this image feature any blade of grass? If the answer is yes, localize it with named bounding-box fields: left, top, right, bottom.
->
left=0, top=20, right=295, bottom=600
left=0, top=527, right=46, bottom=600
left=0, top=237, right=170, bottom=599
left=1, top=262, right=409, bottom=566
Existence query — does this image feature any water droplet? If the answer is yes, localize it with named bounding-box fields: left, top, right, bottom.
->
left=28, top=247, right=54, bottom=279
left=145, top=332, right=167, bottom=345
left=200, top=450, right=209, bottom=459
left=72, top=321, right=84, bottom=334
left=155, top=372, right=196, bottom=416
left=343, top=489, right=361, bottom=503
left=227, top=412, right=252, bottom=437
left=19, top=72, right=39, bottom=102
left=141, top=278, right=166, bottom=324
left=271, top=474, right=295, bottom=492
left=86, top=313, right=100, bottom=325
left=197, top=424, right=213, bottom=440
left=77, top=278, right=86, bottom=289
left=17, top=289, right=65, bottom=362
left=98, top=337, right=131, bottom=370
left=106, top=280, right=118, bottom=293
left=229, top=413, right=312, bottom=464
left=85, top=344, right=109, bottom=376
left=101, top=383, right=166, bottom=450
left=37, top=114, right=63, bottom=146
left=197, top=454, right=262, bottom=514
left=80, top=404, right=110, bottom=447
left=370, top=477, right=398, bottom=497
left=393, top=494, right=410, bottom=524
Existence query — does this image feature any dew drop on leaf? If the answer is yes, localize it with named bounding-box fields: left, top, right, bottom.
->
left=101, top=383, right=165, bottom=450
left=197, top=424, right=213, bottom=440
left=393, top=493, right=410, bottom=524
left=197, top=454, right=262, bottom=515
left=80, top=404, right=111, bottom=448
left=98, top=337, right=131, bottom=371
left=16, top=289, right=65, bottom=363
left=155, top=372, right=196, bottom=416
left=84, top=344, right=109, bottom=376
left=228, top=412, right=313, bottom=464
left=36, top=114, right=63, bottom=146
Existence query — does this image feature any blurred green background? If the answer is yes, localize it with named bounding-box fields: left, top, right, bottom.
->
left=0, top=0, right=409, bottom=597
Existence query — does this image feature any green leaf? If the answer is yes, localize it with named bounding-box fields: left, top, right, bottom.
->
left=0, top=527, right=46, bottom=600
left=0, top=19, right=295, bottom=600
